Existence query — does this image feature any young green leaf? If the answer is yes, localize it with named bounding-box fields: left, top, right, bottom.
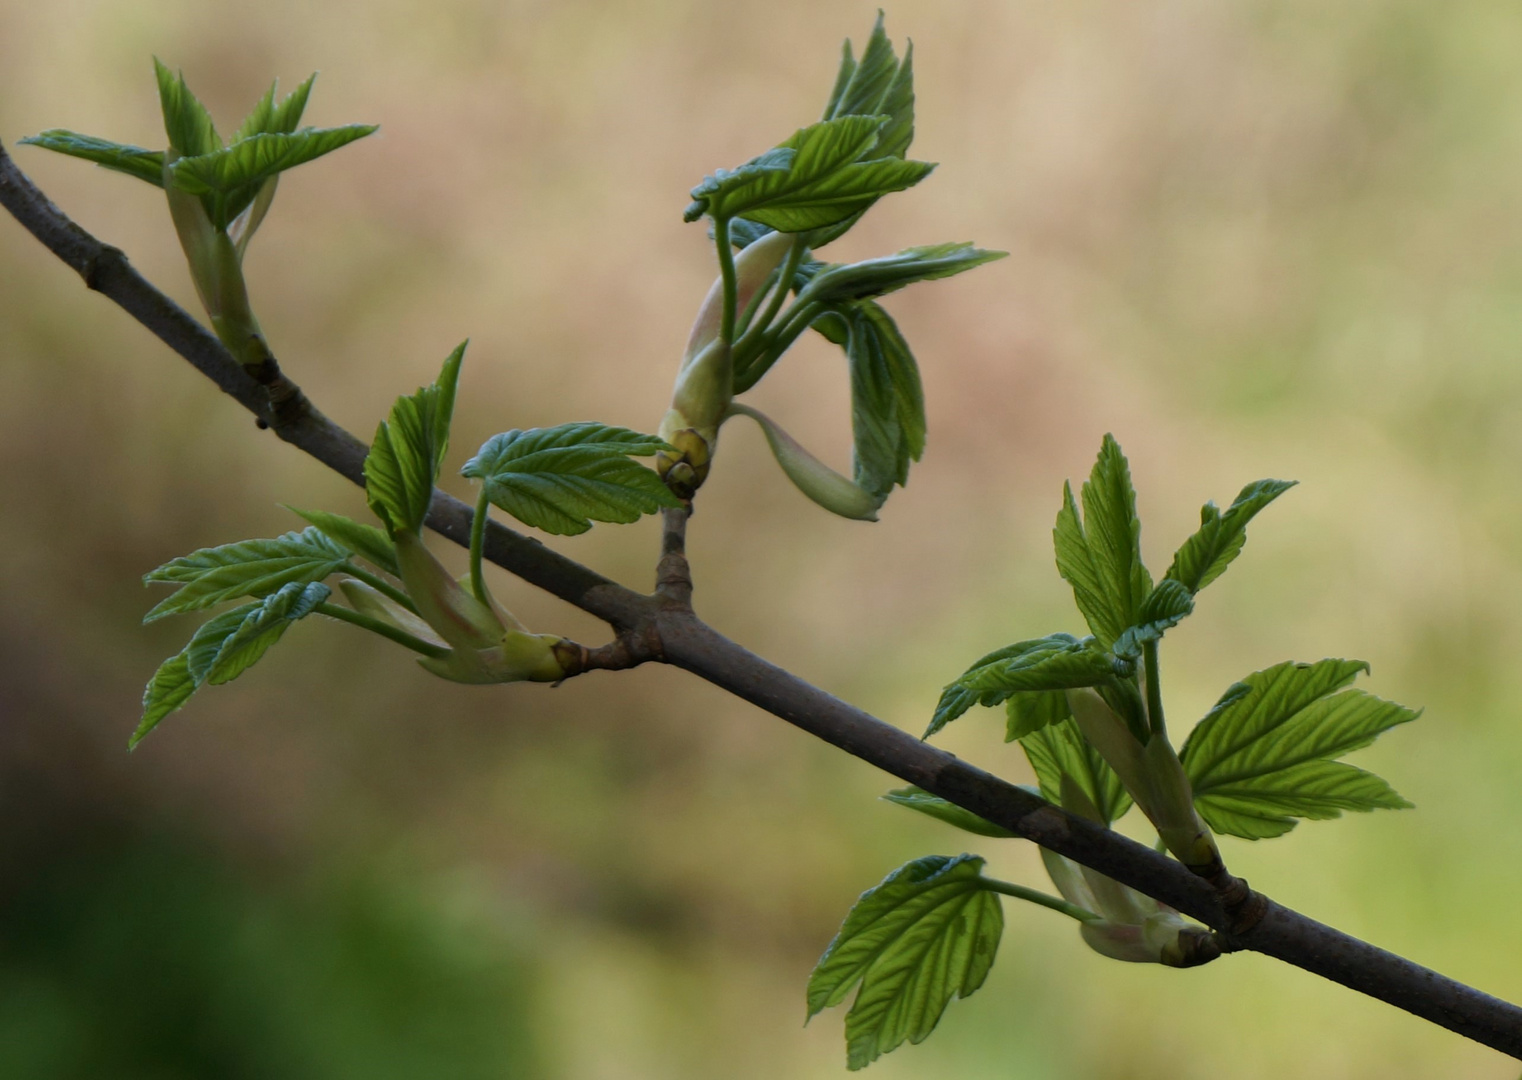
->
left=1021, top=717, right=1134, bottom=826
left=1005, top=689, right=1072, bottom=742
left=234, top=73, right=316, bottom=143
left=685, top=115, right=934, bottom=233
left=460, top=423, right=680, bottom=536
left=807, top=13, right=916, bottom=247
left=154, top=58, right=221, bottom=158
left=1112, top=578, right=1195, bottom=659
left=169, top=125, right=378, bottom=228
left=1179, top=659, right=1419, bottom=839
left=269, top=74, right=317, bottom=135
left=927, top=633, right=1124, bottom=739
left=285, top=507, right=400, bottom=577
left=805, top=244, right=1008, bottom=305
left=133, top=650, right=197, bottom=749
left=808, top=855, right=1003, bottom=1070
left=133, top=582, right=328, bottom=748
left=881, top=788, right=1017, bottom=838
left=142, top=528, right=350, bottom=621
left=16, top=132, right=165, bottom=187
left=843, top=301, right=925, bottom=500
left=200, top=581, right=330, bottom=685
left=365, top=342, right=467, bottom=537
left=822, top=13, right=914, bottom=158
left=1053, top=435, right=1153, bottom=648
left=1164, top=478, right=1297, bottom=595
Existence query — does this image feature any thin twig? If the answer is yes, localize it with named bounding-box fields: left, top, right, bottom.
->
left=4, top=139, right=1520, bottom=1059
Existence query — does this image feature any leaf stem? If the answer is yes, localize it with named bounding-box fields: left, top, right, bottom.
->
left=714, top=216, right=739, bottom=346
left=342, top=563, right=418, bottom=615
left=469, top=484, right=491, bottom=605
left=980, top=877, right=1100, bottom=923
left=734, top=298, right=823, bottom=391
left=315, top=601, right=451, bottom=658
left=735, top=234, right=805, bottom=352
left=1143, top=639, right=1167, bottom=740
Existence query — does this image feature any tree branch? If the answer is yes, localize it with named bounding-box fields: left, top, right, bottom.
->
left=4, top=139, right=1519, bottom=1059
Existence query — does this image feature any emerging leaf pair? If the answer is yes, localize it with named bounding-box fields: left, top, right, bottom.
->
left=136, top=344, right=679, bottom=746
left=814, top=433, right=1420, bottom=1069
left=660, top=15, right=1005, bottom=519
left=23, top=62, right=376, bottom=370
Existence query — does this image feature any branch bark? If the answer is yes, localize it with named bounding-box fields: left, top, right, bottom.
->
left=4, top=140, right=1519, bottom=1059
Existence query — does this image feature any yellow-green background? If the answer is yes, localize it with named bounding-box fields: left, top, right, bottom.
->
left=2, top=1, right=1520, bottom=1076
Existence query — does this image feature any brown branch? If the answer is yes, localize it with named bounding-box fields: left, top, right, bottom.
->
left=4, top=139, right=1521, bottom=1060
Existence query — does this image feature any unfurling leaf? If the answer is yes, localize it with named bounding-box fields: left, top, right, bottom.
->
left=461, top=422, right=679, bottom=536
left=143, top=528, right=349, bottom=621
left=1179, top=659, right=1418, bottom=839
left=155, top=57, right=221, bottom=158
left=132, top=581, right=330, bottom=748
left=1165, top=478, right=1297, bottom=596
left=1113, top=578, right=1195, bottom=659
left=841, top=301, right=924, bottom=501
left=1021, top=716, right=1134, bottom=826
left=808, top=855, right=1003, bottom=1070
left=366, top=342, right=466, bottom=537
left=169, top=125, right=377, bottom=228
left=806, top=14, right=917, bottom=247
left=1053, top=435, right=1153, bottom=649
left=1005, top=689, right=1072, bottom=742
left=685, top=115, right=934, bottom=232
left=17, top=131, right=166, bottom=186
left=805, top=244, right=1007, bottom=305
left=927, top=633, right=1122, bottom=738
left=285, top=507, right=400, bottom=577
left=882, top=788, right=1017, bottom=838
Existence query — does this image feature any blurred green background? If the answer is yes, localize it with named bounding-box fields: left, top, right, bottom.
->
left=3, top=0, right=1522, bottom=1076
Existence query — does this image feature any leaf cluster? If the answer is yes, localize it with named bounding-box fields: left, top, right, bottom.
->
left=21, top=61, right=376, bottom=231
left=688, top=17, right=1005, bottom=513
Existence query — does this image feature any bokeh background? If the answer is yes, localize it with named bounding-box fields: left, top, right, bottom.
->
left=3, top=1, right=1521, bottom=1076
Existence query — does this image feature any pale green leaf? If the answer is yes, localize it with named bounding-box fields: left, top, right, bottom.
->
left=17, top=131, right=165, bottom=187
left=132, top=603, right=255, bottom=748
left=286, top=507, right=400, bottom=577
left=132, top=651, right=195, bottom=749
left=1180, top=659, right=1419, bottom=839
left=460, top=422, right=679, bottom=536
left=365, top=343, right=467, bottom=537
left=154, top=58, right=220, bottom=158
left=203, top=581, right=330, bottom=685
left=1004, top=690, right=1071, bottom=742
left=927, top=634, right=1122, bottom=739
left=235, top=73, right=316, bottom=142
left=1021, top=717, right=1133, bottom=825
left=169, top=125, right=377, bottom=227
left=807, top=854, right=1003, bottom=1070
left=143, top=528, right=349, bottom=621
left=1165, top=479, right=1297, bottom=595
left=1053, top=435, right=1152, bottom=648
left=882, top=788, right=1017, bottom=838
left=1112, top=578, right=1195, bottom=659
left=843, top=301, right=925, bottom=500
left=686, top=115, right=934, bottom=232
left=270, top=74, right=316, bottom=134
left=808, top=14, right=916, bottom=247
left=133, top=582, right=332, bottom=748
left=805, top=244, right=1007, bottom=304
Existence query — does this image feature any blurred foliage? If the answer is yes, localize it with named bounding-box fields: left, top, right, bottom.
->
left=4, top=0, right=1522, bottom=1076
